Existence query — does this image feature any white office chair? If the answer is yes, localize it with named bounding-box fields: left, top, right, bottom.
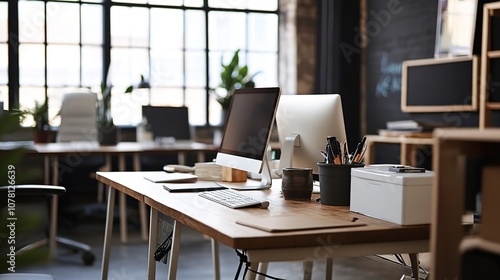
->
left=57, top=92, right=98, bottom=143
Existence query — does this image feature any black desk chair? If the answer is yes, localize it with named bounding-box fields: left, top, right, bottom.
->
left=0, top=185, right=95, bottom=268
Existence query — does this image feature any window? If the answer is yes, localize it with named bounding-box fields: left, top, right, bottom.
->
left=4, top=0, right=279, bottom=127
left=0, top=1, right=8, bottom=110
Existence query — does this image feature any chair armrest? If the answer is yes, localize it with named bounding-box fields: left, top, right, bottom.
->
left=0, top=185, right=66, bottom=196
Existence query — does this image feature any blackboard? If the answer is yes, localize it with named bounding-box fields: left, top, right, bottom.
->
left=402, top=56, right=478, bottom=112
left=365, top=0, right=438, bottom=134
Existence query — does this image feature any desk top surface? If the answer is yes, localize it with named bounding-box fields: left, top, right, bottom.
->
left=0, top=141, right=218, bottom=154
left=96, top=171, right=430, bottom=251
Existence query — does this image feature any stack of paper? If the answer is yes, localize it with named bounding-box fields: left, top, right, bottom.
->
left=194, top=162, right=222, bottom=181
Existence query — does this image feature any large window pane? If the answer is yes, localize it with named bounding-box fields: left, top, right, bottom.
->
left=47, top=2, right=80, bottom=44
left=82, top=46, right=103, bottom=86
left=248, top=13, right=278, bottom=52
left=151, top=8, right=183, bottom=49
left=0, top=3, right=7, bottom=41
left=82, top=4, right=103, bottom=45
left=209, top=0, right=246, bottom=9
left=185, top=50, right=205, bottom=87
left=151, top=49, right=183, bottom=87
left=248, top=0, right=278, bottom=11
left=185, top=88, right=206, bottom=125
left=111, top=6, right=149, bottom=47
left=110, top=47, right=149, bottom=86
left=0, top=44, right=7, bottom=85
left=19, top=44, right=45, bottom=86
left=185, top=10, right=205, bottom=50
left=47, top=45, right=80, bottom=86
left=248, top=52, right=278, bottom=87
left=184, top=0, right=203, bottom=7
left=149, top=0, right=182, bottom=6
left=208, top=11, right=246, bottom=51
left=0, top=86, right=8, bottom=110
left=19, top=1, right=45, bottom=43
left=150, top=87, right=183, bottom=106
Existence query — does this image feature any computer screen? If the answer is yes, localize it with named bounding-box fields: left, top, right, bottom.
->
left=276, top=94, right=347, bottom=175
left=215, top=87, right=281, bottom=190
left=141, top=106, right=191, bottom=140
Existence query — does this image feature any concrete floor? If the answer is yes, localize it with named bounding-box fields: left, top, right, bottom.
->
left=8, top=215, right=425, bottom=280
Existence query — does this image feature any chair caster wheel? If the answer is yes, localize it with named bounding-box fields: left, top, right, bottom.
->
left=82, top=251, right=95, bottom=266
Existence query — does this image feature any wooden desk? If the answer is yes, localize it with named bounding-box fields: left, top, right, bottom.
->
left=96, top=172, right=431, bottom=280
left=3, top=141, right=218, bottom=257
left=364, top=134, right=434, bottom=166
left=431, top=128, right=500, bottom=280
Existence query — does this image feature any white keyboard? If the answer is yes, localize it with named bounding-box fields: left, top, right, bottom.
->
left=198, top=189, right=269, bottom=209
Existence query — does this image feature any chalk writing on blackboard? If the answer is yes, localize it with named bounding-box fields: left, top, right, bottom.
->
left=376, top=52, right=402, bottom=98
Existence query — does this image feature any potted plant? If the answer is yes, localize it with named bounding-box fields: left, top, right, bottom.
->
left=97, top=82, right=134, bottom=145
left=213, top=49, right=260, bottom=122
left=14, top=97, right=51, bottom=143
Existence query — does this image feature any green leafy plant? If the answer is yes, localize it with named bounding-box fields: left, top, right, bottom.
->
left=214, top=49, right=260, bottom=110
left=14, top=97, right=50, bottom=131
left=97, top=83, right=134, bottom=128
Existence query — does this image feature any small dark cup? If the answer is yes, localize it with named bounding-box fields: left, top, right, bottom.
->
left=281, top=167, right=313, bottom=201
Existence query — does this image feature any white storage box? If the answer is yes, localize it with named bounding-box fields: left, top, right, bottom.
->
left=349, top=166, right=433, bottom=225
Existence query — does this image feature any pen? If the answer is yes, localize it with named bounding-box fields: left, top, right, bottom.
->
left=350, top=136, right=366, bottom=164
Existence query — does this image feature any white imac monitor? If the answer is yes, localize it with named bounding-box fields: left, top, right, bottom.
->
left=276, top=94, right=347, bottom=175
left=215, top=87, right=281, bottom=190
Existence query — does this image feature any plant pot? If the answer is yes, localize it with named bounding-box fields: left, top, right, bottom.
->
left=98, top=125, right=119, bottom=146
left=33, top=130, right=51, bottom=143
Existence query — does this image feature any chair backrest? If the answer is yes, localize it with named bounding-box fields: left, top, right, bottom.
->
left=57, top=92, right=98, bottom=143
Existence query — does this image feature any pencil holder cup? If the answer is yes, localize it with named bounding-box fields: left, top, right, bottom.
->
left=281, top=167, right=313, bottom=201
left=317, top=162, right=364, bottom=206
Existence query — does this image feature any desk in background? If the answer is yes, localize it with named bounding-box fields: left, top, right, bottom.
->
left=96, top=172, right=430, bottom=280
left=364, top=133, right=434, bottom=166
left=2, top=141, right=218, bottom=257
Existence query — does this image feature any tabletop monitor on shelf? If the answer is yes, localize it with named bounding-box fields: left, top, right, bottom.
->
left=401, top=56, right=478, bottom=113
left=276, top=94, right=347, bottom=175
left=141, top=106, right=191, bottom=140
left=215, top=87, right=281, bottom=190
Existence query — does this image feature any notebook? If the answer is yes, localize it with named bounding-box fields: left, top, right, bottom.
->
left=163, top=182, right=227, bottom=192
left=236, top=216, right=366, bottom=232
left=143, top=171, right=198, bottom=183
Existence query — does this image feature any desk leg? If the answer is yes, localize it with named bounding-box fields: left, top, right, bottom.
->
left=409, top=253, right=419, bottom=279
left=256, top=263, right=269, bottom=280
left=133, top=153, right=149, bottom=242
left=211, top=239, right=220, bottom=280
left=197, top=151, right=205, bottom=163
left=101, top=186, right=116, bottom=280
left=325, top=259, right=333, bottom=280
left=401, top=143, right=409, bottom=165
left=118, top=154, right=127, bottom=243
left=168, top=220, right=183, bottom=280
left=177, top=152, right=186, bottom=165
left=49, top=157, right=59, bottom=259
left=147, top=208, right=158, bottom=280
left=303, top=261, right=313, bottom=280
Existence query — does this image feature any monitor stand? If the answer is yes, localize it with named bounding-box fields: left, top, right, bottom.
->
left=218, top=153, right=273, bottom=190
left=278, top=133, right=301, bottom=173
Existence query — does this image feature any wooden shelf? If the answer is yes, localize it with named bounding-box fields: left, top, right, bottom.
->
left=479, top=2, right=500, bottom=128
left=486, top=102, right=500, bottom=109
left=430, top=128, right=500, bottom=280
left=487, top=50, right=500, bottom=58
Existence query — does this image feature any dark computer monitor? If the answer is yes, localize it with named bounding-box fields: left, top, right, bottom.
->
left=141, top=106, right=191, bottom=140
left=215, top=87, right=281, bottom=190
